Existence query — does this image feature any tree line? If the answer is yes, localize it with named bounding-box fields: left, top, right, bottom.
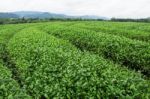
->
left=0, top=18, right=104, bottom=25
left=111, top=17, right=150, bottom=22
left=1, top=17, right=150, bottom=25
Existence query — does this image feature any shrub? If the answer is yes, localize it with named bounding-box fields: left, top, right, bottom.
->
left=0, top=61, right=30, bottom=99
left=7, top=28, right=150, bottom=98
left=43, top=25, right=150, bottom=76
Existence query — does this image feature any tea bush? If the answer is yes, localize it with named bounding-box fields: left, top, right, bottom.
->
left=43, top=25, right=150, bottom=76
left=7, top=28, right=150, bottom=98
left=0, top=60, right=30, bottom=99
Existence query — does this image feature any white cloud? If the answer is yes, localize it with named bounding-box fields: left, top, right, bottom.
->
left=0, top=0, right=150, bottom=18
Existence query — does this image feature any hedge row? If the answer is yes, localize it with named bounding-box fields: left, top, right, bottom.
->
left=0, top=24, right=37, bottom=58
left=0, top=25, right=32, bottom=98
left=42, top=24, right=150, bottom=76
left=0, top=25, right=25, bottom=57
left=7, top=28, right=150, bottom=98
left=0, top=60, right=30, bottom=98
left=71, top=22, right=150, bottom=42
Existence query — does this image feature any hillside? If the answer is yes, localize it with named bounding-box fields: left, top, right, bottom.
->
left=0, top=11, right=108, bottom=19
left=0, top=13, right=19, bottom=18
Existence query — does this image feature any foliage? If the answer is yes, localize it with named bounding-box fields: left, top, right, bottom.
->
left=0, top=25, right=32, bottom=99
left=0, top=21, right=150, bottom=98
left=7, top=28, right=150, bottom=98
left=111, top=17, right=150, bottom=23
left=70, top=21, right=150, bottom=42
left=42, top=24, right=150, bottom=76
left=0, top=60, right=30, bottom=99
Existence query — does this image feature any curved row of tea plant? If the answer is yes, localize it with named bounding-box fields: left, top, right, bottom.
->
left=7, top=28, right=150, bottom=98
left=0, top=25, right=29, bottom=57
left=0, top=60, right=30, bottom=98
left=0, top=23, right=39, bottom=58
left=0, top=25, right=33, bottom=98
left=71, top=21, right=150, bottom=42
left=42, top=24, right=150, bottom=76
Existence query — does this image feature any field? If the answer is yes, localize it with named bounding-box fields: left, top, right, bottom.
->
left=0, top=21, right=150, bottom=98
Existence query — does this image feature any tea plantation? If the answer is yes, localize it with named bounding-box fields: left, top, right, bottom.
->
left=0, top=21, right=150, bottom=98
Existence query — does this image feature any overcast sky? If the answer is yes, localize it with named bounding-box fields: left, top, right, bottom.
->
left=0, top=0, right=150, bottom=18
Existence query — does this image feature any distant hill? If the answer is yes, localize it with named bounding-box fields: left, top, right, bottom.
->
left=0, top=11, right=108, bottom=20
left=12, top=11, right=67, bottom=19
left=0, top=13, right=19, bottom=18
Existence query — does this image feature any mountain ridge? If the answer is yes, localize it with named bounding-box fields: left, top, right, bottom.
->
left=0, top=11, right=108, bottom=20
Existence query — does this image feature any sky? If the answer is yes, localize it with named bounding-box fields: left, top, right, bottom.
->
left=0, top=0, right=150, bottom=18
